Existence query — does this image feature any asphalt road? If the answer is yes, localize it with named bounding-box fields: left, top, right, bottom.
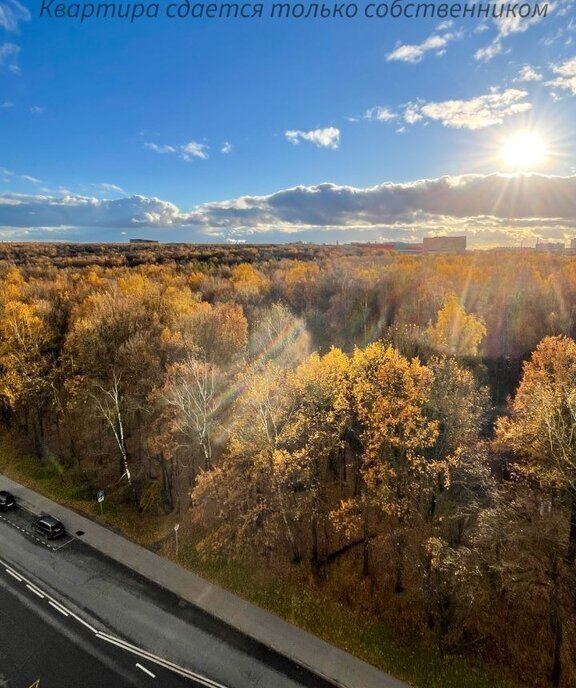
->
left=0, top=577, right=196, bottom=688
left=0, top=504, right=316, bottom=688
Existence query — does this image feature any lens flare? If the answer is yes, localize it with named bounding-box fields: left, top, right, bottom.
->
left=499, top=132, right=548, bottom=170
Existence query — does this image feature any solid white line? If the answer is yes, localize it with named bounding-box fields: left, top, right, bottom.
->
left=1, top=556, right=227, bottom=688
left=0, top=556, right=98, bottom=634
left=69, top=612, right=98, bottom=634
left=5, top=568, right=23, bottom=582
left=26, top=584, right=45, bottom=599
left=136, top=663, right=156, bottom=678
left=52, top=537, right=74, bottom=551
left=49, top=600, right=69, bottom=617
left=96, top=632, right=228, bottom=688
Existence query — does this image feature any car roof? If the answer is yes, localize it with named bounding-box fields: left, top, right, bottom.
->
left=38, top=515, right=63, bottom=527
left=0, top=490, right=13, bottom=499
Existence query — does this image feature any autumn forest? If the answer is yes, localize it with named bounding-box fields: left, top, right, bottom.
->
left=1, top=242, right=576, bottom=688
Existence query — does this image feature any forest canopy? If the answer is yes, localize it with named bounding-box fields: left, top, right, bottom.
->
left=1, top=242, right=576, bottom=687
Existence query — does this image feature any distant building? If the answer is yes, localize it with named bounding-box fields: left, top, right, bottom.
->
left=129, top=239, right=159, bottom=244
left=571, top=238, right=576, bottom=250
left=536, top=242, right=564, bottom=252
left=422, top=236, right=466, bottom=254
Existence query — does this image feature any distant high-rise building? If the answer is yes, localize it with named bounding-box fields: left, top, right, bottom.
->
left=422, top=236, right=466, bottom=254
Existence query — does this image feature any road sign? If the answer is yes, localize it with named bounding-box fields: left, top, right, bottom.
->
left=97, top=490, right=105, bottom=503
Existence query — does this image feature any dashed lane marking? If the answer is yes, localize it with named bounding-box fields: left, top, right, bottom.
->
left=0, top=556, right=229, bottom=687
left=0, top=555, right=99, bottom=634
left=49, top=600, right=70, bottom=617
left=26, top=584, right=45, bottom=599
left=5, top=568, right=23, bottom=582
left=136, top=663, right=156, bottom=678
left=0, top=512, right=66, bottom=551
left=96, top=632, right=229, bottom=688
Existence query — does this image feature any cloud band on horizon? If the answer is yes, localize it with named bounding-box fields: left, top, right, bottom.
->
left=2, top=173, right=576, bottom=246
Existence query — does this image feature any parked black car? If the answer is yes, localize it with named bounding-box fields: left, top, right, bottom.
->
left=32, top=515, right=65, bottom=539
left=0, top=490, right=16, bottom=512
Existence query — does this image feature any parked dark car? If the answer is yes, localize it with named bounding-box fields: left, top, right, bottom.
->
left=32, top=515, right=65, bottom=539
left=0, top=490, right=16, bottom=512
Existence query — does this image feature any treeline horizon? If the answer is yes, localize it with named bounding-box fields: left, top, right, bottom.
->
left=1, top=243, right=575, bottom=687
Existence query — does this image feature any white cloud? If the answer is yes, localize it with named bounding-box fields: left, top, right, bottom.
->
left=144, top=140, right=209, bottom=161
left=0, top=0, right=31, bottom=31
left=363, top=106, right=396, bottom=122
left=285, top=127, right=340, bottom=149
left=1, top=100, right=13, bottom=107
left=404, top=102, right=424, bottom=124
left=1, top=168, right=43, bottom=185
left=514, top=65, right=543, bottom=82
left=387, top=30, right=460, bottom=63
left=474, top=40, right=504, bottom=62
left=475, top=3, right=553, bottom=62
left=406, top=89, right=531, bottom=130
left=180, top=141, right=209, bottom=161
left=144, top=142, right=176, bottom=154
left=0, top=193, right=182, bottom=228
left=95, top=183, right=126, bottom=194
left=0, top=42, right=20, bottom=74
left=498, top=12, right=546, bottom=39
left=547, top=56, right=576, bottom=95
left=30, top=105, right=44, bottom=114
left=221, top=141, right=233, bottom=154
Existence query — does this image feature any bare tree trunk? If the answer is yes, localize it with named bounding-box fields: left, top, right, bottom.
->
left=394, top=532, right=406, bottom=594
left=93, top=372, right=132, bottom=485
left=549, top=555, right=563, bottom=688
left=311, top=514, right=320, bottom=570
left=362, top=510, right=370, bottom=577
left=160, top=456, right=174, bottom=511
left=566, top=489, right=576, bottom=564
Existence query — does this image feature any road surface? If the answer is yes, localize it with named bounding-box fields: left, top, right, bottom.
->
left=0, top=577, right=197, bottom=688
left=0, top=503, right=324, bottom=688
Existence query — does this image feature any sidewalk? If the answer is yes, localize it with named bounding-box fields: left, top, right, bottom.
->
left=0, top=474, right=409, bottom=688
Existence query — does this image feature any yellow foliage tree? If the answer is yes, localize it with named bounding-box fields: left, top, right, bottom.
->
left=427, top=294, right=486, bottom=356
left=496, top=335, right=576, bottom=562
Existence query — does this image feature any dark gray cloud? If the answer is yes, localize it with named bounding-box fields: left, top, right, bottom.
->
left=184, top=174, right=576, bottom=227
left=2, top=173, right=576, bottom=246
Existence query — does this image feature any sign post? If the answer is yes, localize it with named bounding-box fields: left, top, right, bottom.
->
left=174, top=523, right=180, bottom=558
left=97, top=490, right=105, bottom=515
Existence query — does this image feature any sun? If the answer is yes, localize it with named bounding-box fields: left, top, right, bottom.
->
left=499, top=132, right=548, bottom=170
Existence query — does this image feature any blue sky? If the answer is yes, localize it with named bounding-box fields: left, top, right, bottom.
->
left=1, top=0, right=576, bottom=245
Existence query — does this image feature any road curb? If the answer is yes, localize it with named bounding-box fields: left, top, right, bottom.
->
left=0, top=473, right=409, bottom=688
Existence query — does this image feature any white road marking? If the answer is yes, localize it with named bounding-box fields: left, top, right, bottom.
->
left=52, top=537, right=74, bottom=551
left=0, top=557, right=227, bottom=687
left=5, top=568, right=23, bottom=582
left=96, top=632, right=229, bottom=688
left=69, top=611, right=99, bottom=633
left=0, top=556, right=98, bottom=633
left=136, top=663, right=156, bottom=678
left=49, top=600, right=70, bottom=617
left=26, top=584, right=45, bottom=599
